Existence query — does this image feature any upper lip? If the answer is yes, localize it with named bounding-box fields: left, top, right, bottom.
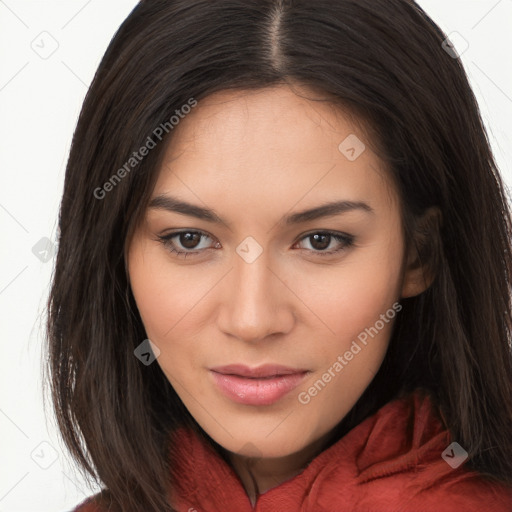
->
left=210, top=364, right=308, bottom=378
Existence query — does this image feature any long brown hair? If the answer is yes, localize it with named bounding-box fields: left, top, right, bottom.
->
left=44, top=0, right=512, bottom=510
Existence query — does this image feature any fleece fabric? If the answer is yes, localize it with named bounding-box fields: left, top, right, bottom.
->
left=73, top=389, right=512, bottom=511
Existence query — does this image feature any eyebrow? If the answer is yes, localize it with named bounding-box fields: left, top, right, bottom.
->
left=148, top=194, right=374, bottom=228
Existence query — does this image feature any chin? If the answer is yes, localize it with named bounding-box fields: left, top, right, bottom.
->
left=211, top=427, right=316, bottom=460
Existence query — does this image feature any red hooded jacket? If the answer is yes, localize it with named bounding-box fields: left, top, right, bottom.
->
left=73, top=389, right=512, bottom=511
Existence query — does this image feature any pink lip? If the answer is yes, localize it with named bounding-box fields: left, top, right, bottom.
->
left=210, top=364, right=309, bottom=406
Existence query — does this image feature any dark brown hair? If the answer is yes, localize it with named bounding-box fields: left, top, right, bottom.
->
left=44, top=0, right=512, bottom=510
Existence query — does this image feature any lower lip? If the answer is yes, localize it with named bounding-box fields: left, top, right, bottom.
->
left=210, top=371, right=308, bottom=406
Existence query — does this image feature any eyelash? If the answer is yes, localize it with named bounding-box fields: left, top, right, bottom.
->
left=156, top=230, right=355, bottom=259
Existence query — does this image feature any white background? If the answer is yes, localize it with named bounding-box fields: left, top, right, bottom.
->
left=1, top=1, right=511, bottom=511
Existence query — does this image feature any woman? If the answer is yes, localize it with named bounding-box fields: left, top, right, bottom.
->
left=45, top=0, right=512, bottom=510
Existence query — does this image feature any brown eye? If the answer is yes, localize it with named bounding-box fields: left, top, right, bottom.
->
left=157, top=230, right=216, bottom=258
left=179, top=232, right=203, bottom=249
left=295, top=231, right=355, bottom=256
left=157, top=229, right=354, bottom=259
left=309, top=233, right=331, bottom=251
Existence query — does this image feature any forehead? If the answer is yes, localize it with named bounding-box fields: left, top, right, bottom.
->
left=151, top=85, right=397, bottom=218
left=164, top=85, right=362, bottom=157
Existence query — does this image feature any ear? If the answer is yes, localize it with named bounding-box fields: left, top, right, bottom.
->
left=401, top=206, right=443, bottom=299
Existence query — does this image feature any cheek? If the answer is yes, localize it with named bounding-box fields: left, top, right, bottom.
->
left=129, top=269, right=171, bottom=340
left=289, top=246, right=403, bottom=347
left=292, top=271, right=402, bottom=439
left=128, top=244, right=216, bottom=387
left=128, top=244, right=205, bottom=340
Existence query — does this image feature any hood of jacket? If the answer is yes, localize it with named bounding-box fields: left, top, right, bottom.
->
left=74, top=388, right=512, bottom=512
left=166, top=389, right=512, bottom=512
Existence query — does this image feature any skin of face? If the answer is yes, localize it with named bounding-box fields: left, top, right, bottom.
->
left=127, top=84, right=430, bottom=500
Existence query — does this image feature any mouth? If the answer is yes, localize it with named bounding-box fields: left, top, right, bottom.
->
left=210, top=364, right=310, bottom=406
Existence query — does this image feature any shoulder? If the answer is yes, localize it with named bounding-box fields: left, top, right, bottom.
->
left=399, top=472, right=512, bottom=512
left=313, top=389, right=512, bottom=511
left=72, top=497, right=99, bottom=512
left=72, top=491, right=109, bottom=512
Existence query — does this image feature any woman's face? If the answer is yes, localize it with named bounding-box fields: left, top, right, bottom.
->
left=127, top=84, right=420, bottom=460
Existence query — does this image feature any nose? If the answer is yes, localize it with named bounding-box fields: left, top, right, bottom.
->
left=217, top=249, right=295, bottom=344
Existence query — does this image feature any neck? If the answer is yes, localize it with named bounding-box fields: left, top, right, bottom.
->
left=225, top=429, right=337, bottom=506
